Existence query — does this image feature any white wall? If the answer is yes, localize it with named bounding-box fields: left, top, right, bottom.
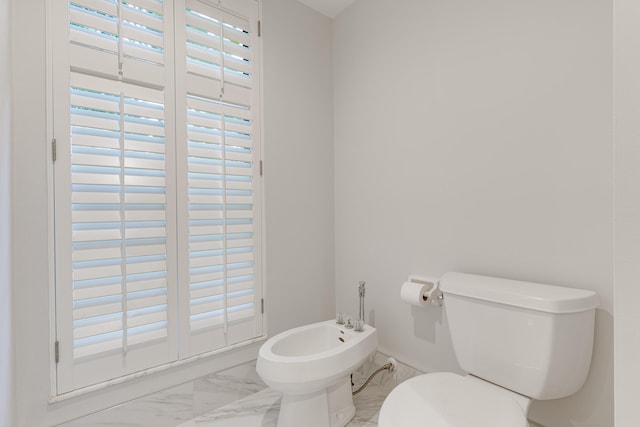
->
left=12, top=1, right=52, bottom=424
left=262, top=0, right=335, bottom=336
left=0, top=0, right=14, bottom=425
left=614, top=0, right=640, bottom=425
left=333, top=1, right=614, bottom=426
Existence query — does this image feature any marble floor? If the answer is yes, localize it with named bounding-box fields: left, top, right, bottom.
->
left=176, top=381, right=390, bottom=427
left=58, top=355, right=404, bottom=427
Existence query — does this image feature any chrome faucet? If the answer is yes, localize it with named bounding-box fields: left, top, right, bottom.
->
left=358, top=281, right=366, bottom=323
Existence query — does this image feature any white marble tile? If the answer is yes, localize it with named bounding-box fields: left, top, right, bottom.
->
left=179, top=379, right=390, bottom=427
left=58, top=362, right=267, bottom=427
left=177, top=388, right=281, bottom=427
left=58, top=383, right=196, bottom=427
left=350, top=383, right=390, bottom=426
left=59, top=354, right=399, bottom=427
left=192, top=361, right=267, bottom=417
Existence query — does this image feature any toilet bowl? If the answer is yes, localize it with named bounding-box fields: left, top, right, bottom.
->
left=256, top=319, right=377, bottom=427
left=379, top=373, right=530, bottom=427
left=378, top=272, right=599, bottom=427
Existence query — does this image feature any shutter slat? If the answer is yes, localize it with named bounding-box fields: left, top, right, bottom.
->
left=72, top=0, right=118, bottom=17
left=227, top=251, right=253, bottom=264
left=189, top=179, right=223, bottom=190
left=127, top=293, right=166, bottom=310
left=123, top=43, right=164, bottom=66
left=190, top=285, right=223, bottom=301
left=187, top=73, right=222, bottom=100
left=190, top=299, right=224, bottom=316
left=189, top=210, right=224, bottom=221
left=72, top=246, right=122, bottom=263
left=74, top=300, right=122, bottom=320
left=72, top=173, right=121, bottom=186
left=186, top=43, right=221, bottom=69
left=122, top=5, right=163, bottom=34
left=189, top=239, right=224, bottom=252
left=127, top=327, right=167, bottom=346
left=74, top=317, right=123, bottom=340
left=191, top=315, right=223, bottom=331
left=186, top=29, right=221, bottom=56
left=190, top=270, right=224, bottom=284
left=130, top=0, right=163, bottom=16
left=222, top=82, right=251, bottom=106
left=126, top=243, right=166, bottom=258
left=128, top=310, right=167, bottom=329
left=70, top=43, right=120, bottom=79
left=74, top=335, right=123, bottom=359
left=127, top=259, right=167, bottom=275
left=74, top=265, right=123, bottom=282
left=228, top=307, right=253, bottom=323
left=69, top=32, right=118, bottom=60
left=128, top=277, right=166, bottom=293
left=226, top=267, right=253, bottom=279
left=189, top=147, right=222, bottom=159
left=185, top=5, right=221, bottom=37
left=124, top=104, right=165, bottom=122
left=70, top=7, right=118, bottom=39
left=190, top=254, right=223, bottom=268
left=124, top=175, right=166, bottom=187
left=122, top=24, right=164, bottom=51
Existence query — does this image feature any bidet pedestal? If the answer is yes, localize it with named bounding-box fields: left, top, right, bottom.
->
left=277, top=377, right=355, bottom=427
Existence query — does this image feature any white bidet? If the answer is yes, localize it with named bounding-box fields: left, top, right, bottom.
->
left=256, top=319, right=377, bottom=427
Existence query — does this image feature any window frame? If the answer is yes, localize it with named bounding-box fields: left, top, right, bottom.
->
left=48, top=0, right=264, bottom=398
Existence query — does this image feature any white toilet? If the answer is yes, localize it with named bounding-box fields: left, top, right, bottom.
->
left=379, top=272, right=599, bottom=427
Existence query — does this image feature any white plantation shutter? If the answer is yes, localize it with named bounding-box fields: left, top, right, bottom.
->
left=69, top=0, right=166, bottom=86
left=68, top=74, right=173, bottom=361
left=53, top=0, right=261, bottom=394
left=176, top=0, right=262, bottom=357
left=53, top=0, right=178, bottom=393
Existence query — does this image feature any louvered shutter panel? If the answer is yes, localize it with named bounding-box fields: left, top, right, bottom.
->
left=53, top=0, right=261, bottom=393
left=177, top=0, right=262, bottom=357
left=54, top=0, right=177, bottom=393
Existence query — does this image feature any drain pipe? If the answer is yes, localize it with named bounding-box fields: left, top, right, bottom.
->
left=352, top=358, right=397, bottom=396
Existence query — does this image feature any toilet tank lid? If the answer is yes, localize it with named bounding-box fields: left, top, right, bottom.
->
left=440, top=272, right=599, bottom=314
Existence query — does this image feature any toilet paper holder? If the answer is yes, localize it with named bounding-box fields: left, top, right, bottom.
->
left=408, top=275, right=444, bottom=307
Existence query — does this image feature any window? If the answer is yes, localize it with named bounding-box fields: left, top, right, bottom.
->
left=51, top=0, right=262, bottom=394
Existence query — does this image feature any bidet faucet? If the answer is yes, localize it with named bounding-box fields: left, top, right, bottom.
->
left=358, top=281, right=366, bottom=323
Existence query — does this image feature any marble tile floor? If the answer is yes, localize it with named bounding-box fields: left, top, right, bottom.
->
left=58, top=362, right=269, bottom=427
left=58, top=356, right=404, bottom=427
left=176, top=380, right=391, bottom=427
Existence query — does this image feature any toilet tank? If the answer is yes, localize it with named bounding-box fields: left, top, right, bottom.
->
left=439, top=272, right=599, bottom=400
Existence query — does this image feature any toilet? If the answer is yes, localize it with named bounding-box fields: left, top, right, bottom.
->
left=379, top=272, right=599, bottom=427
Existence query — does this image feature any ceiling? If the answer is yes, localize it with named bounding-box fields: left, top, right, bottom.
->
left=295, top=0, right=357, bottom=18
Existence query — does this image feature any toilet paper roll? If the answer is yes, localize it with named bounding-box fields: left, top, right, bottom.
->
left=400, top=281, right=433, bottom=307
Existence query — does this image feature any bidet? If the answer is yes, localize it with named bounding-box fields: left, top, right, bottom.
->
left=257, top=320, right=377, bottom=427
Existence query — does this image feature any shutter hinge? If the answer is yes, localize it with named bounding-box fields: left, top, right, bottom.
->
left=261, top=298, right=264, bottom=314
left=52, top=138, right=57, bottom=162
left=260, top=160, right=263, bottom=177
left=258, top=20, right=261, bottom=37
left=55, top=341, right=60, bottom=364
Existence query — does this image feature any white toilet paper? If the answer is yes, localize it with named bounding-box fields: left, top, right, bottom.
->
left=400, top=281, right=433, bottom=307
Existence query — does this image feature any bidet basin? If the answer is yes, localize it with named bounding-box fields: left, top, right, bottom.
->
left=257, top=319, right=377, bottom=395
